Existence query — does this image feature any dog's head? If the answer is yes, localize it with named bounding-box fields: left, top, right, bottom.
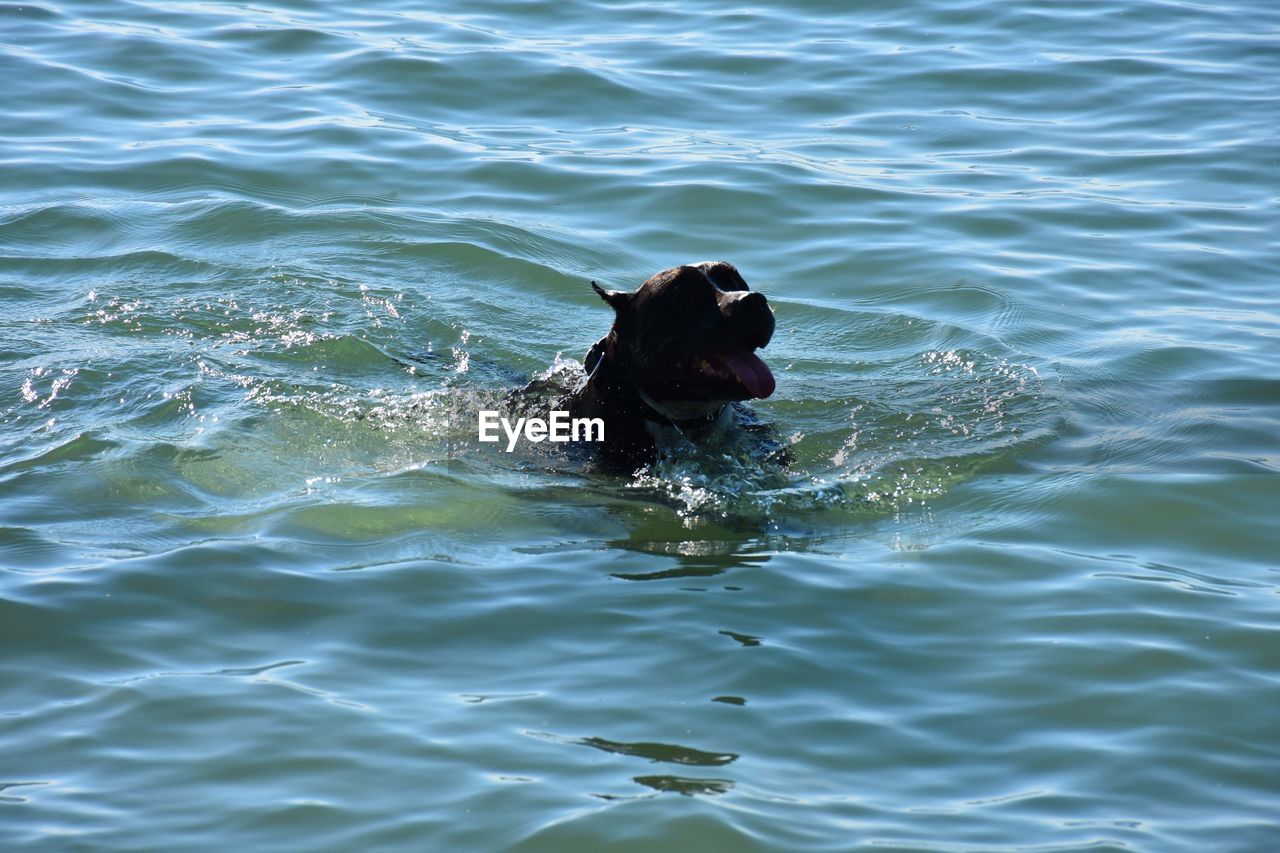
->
left=586, top=262, right=776, bottom=416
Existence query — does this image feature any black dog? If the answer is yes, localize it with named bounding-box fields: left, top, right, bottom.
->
left=566, top=261, right=777, bottom=466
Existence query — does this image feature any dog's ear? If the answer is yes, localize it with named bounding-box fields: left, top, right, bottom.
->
left=591, top=280, right=631, bottom=313
left=697, top=261, right=749, bottom=292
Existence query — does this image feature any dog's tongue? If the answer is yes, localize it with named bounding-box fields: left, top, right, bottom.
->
left=719, top=349, right=776, bottom=399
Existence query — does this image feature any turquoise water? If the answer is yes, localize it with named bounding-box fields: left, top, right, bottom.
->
left=2, top=0, right=1278, bottom=848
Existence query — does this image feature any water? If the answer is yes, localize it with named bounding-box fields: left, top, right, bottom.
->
left=2, top=0, right=1278, bottom=849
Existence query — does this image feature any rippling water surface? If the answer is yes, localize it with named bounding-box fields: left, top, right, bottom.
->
left=2, top=0, right=1278, bottom=849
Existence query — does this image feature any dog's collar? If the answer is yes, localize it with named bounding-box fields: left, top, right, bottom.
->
left=636, top=388, right=725, bottom=432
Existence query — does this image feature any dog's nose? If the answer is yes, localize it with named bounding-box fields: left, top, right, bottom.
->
left=721, top=289, right=774, bottom=347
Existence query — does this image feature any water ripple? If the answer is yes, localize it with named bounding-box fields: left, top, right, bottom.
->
left=2, top=0, right=1278, bottom=849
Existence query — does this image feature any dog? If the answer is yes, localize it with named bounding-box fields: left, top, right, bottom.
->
left=565, top=261, right=777, bottom=467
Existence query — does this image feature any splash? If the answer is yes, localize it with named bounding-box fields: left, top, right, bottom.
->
left=627, top=348, right=1056, bottom=524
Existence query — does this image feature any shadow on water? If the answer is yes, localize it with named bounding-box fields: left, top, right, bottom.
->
left=606, top=534, right=772, bottom=583
left=526, top=732, right=739, bottom=800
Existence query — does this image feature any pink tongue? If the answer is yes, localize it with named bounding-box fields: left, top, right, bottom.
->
left=719, top=349, right=776, bottom=399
